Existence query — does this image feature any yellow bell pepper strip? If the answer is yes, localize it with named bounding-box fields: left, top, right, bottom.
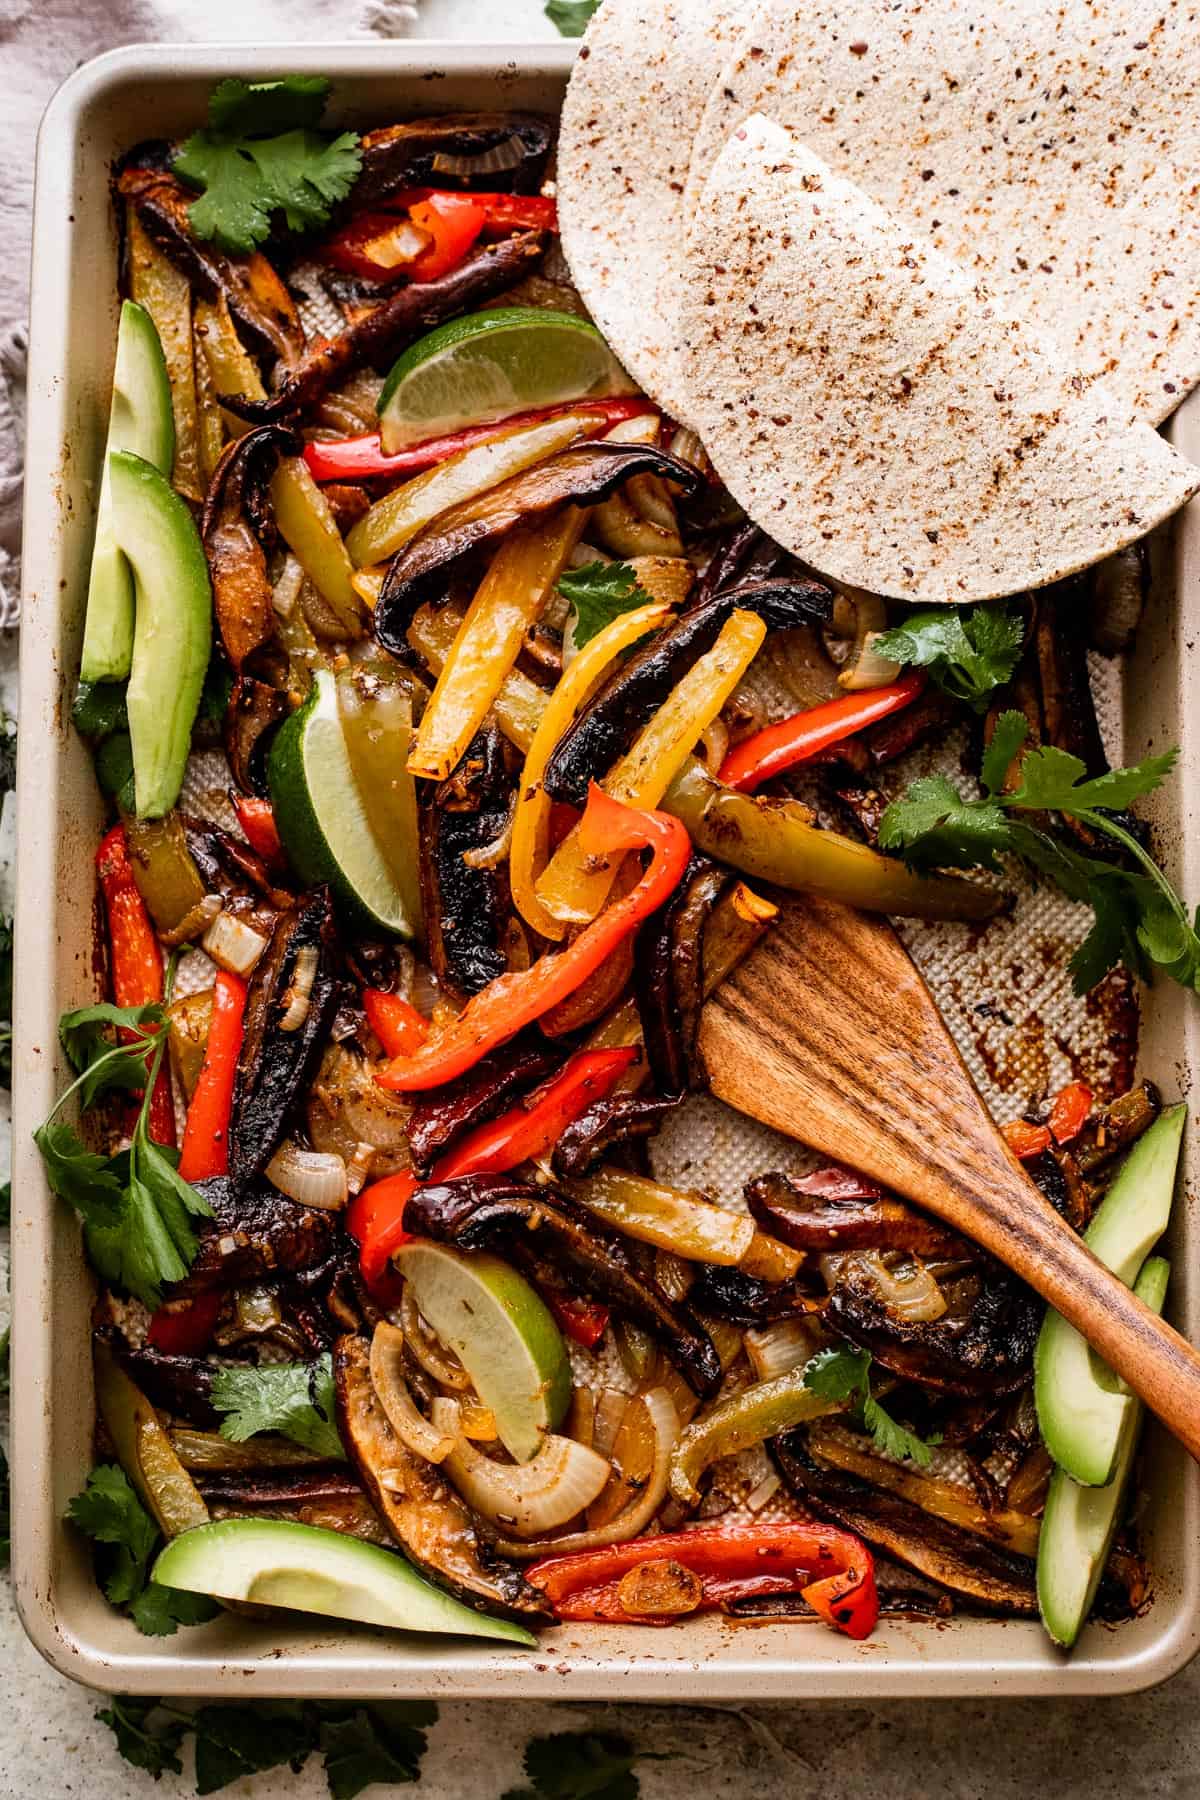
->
left=269, top=455, right=364, bottom=638
left=718, top=671, right=926, bottom=793
left=194, top=292, right=265, bottom=435
left=511, top=598, right=672, bottom=940
left=346, top=409, right=608, bottom=569
left=127, top=207, right=203, bottom=502
left=664, top=759, right=1002, bottom=923
left=377, top=787, right=690, bottom=1092
left=408, top=507, right=586, bottom=783
left=93, top=1338, right=209, bottom=1537
left=569, top=1167, right=755, bottom=1265
left=407, top=601, right=547, bottom=752
left=537, top=608, right=767, bottom=927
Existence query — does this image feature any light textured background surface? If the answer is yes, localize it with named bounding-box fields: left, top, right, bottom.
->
left=2, top=1, right=1199, bottom=1795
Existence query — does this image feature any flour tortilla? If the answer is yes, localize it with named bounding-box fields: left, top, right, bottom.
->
left=557, top=0, right=751, bottom=422
left=682, top=0, right=1200, bottom=427
left=677, top=117, right=1199, bottom=603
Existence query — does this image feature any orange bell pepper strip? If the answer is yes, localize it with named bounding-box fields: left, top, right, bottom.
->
left=178, top=971, right=248, bottom=1182
left=1049, top=1080, right=1093, bottom=1146
left=96, top=822, right=175, bottom=1147
left=376, top=788, right=689, bottom=1093
left=1002, top=1117, right=1053, bottom=1159
left=348, top=1044, right=638, bottom=1295
left=718, top=673, right=926, bottom=793
left=232, top=795, right=284, bottom=866
left=527, top=1522, right=879, bottom=1639
left=362, top=989, right=430, bottom=1059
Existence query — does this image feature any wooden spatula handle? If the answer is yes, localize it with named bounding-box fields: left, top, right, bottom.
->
left=699, top=894, right=1200, bottom=1464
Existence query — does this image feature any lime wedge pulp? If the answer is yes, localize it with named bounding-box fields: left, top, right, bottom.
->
left=377, top=307, right=636, bottom=451
left=267, top=668, right=418, bottom=939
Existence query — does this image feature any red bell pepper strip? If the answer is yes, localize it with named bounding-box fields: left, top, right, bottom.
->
left=718, top=673, right=927, bottom=794
left=547, top=1294, right=611, bottom=1350
left=380, top=188, right=559, bottom=234
left=318, top=210, right=437, bottom=282
left=377, top=788, right=689, bottom=1093
left=348, top=1045, right=638, bottom=1295
left=233, top=795, right=284, bottom=866
left=1049, top=1080, right=1093, bottom=1146
left=527, top=1522, right=879, bottom=1639
left=96, top=822, right=175, bottom=1147
left=302, top=398, right=655, bottom=485
left=1002, top=1117, right=1053, bottom=1159
left=146, top=1290, right=223, bottom=1356
left=405, top=190, right=489, bottom=280
left=178, top=971, right=248, bottom=1182
left=363, top=989, right=430, bottom=1059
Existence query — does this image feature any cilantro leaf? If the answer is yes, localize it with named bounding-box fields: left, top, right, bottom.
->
left=207, top=75, right=333, bottom=138
left=95, top=1699, right=186, bottom=1780
left=129, top=1582, right=220, bottom=1638
left=980, top=708, right=1030, bottom=797
left=545, top=0, right=601, bottom=35
left=507, top=1731, right=643, bottom=1800
left=33, top=1120, right=124, bottom=1229
left=68, top=1464, right=159, bottom=1604
left=802, top=1347, right=940, bottom=1468
left=174, top=78, right=361, bottom=254
left=877, top=775, right=1011, bottom=871
left=1009, top=743, right=1179, bottom=815
left=192, top=1700, right=315, bottom=1793
left=58, top=1000, right=166, bottom=1108
left=320, top=1702, right=435, bottom=1798
left=211, top=1354, right=345, bottom=1460
left=873, top=603, right=1023, bottom=711
left=558, top=560, right=653, bottom=651
left=0, top=1325, right=9, bottom=1398
left=71, top=680, right=128, bottom=742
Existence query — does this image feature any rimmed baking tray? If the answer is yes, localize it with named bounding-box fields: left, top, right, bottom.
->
left=11, top=39, right=1200, bottom=1699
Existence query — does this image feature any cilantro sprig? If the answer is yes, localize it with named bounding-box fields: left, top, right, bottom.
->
left=558, top=559, right=653, bottom=651
left=33, top=984, right=213, bottom=1309
left=545, top=0, right=601, bottom=36
left=173, top=77, right=361, bottom=255
left=873, top=603, right=1024, bottom=711
left=879, top=713, right=1199, bottom=995
left=94, top=1696, right=437, bottom=1795
left=211, top=1354, right=345, bottom=1461
left=67, top=1465, right=219, bottom=1637
left=802, top=1346, right=942, bottom=1468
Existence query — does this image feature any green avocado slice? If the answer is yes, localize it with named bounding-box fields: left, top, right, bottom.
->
left=80, top=302, right=175, bottom=684
left=152, top=1517, right=535, bottom=1644
left=1034, top=1103, right=1185, bottom=1487
left=108, top=449, right=212, bottom=818
left=1037, top=1255, right=1170, bottom=1649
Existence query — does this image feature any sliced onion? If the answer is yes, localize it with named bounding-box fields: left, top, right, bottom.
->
left=698, top=714, right=729, bottom=778
left=654, top=1247, right=695, bottom=1304
left=398, top=1287, right=472, bottom=1391
left=346, top=1140, right=377, bottom=1196
left=431, top=136, right=527, bottom=178
left=279, top=944, right=318, bottom=1031
left=745, top=1317, right=818, bottom=1383
left=265, top=1140, right=347, bottom=1210
left=272, top=554, right=305, bottom=619
left=462, top=792, right=516, bottom=870
left=495, top=1387, right=679, bottom=1559
left=667, top=425, right=711, bottom=479
left=744, top=1469, right=781, bottom=1513
left=202, top=909, right=268, bottom=977
left=829, top=590, right=903, bottom=691
left=592, top=1388, right=629, bottom=1461
left=431, top=1398, right=611, bottom=1537
left=308, top=1045, right=412, bottom=1167
left=369, top=1322, right=456, bottom=1464
left=839, top=629, right=904, bottom=692
left=855, top=1249, right=947, bottom=1322
left=160, top=892, right=222, bottom=949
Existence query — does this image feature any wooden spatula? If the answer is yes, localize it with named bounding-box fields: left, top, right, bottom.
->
left=698, top=893, right=1200, bottom=1464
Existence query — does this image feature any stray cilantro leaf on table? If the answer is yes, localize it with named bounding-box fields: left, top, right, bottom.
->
left=95, top=1698, right=187, bottom=1780
left=211, top=1353, right=346, bottom=1460
left=558, top=560, right=653, bottom=650
left=503, top=1730, right=648, bottom=1800
left=545, top=0, right=602, bottom=36
left=878, top=711, right=1200, bottom=997
left=66, top=1464, right=218, bottom=1637
left=873, top=602, right=1024, bottom=711
left=191, top=1701, right=317, bottom=1795
left=174, top=76, right=361, bottom=254
left=320, top=1702, right=436, bottom=1799
left=803, top=1346, right=941, bottom=1468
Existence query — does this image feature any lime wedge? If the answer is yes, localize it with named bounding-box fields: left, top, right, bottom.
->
left=267, top=667, right=418, bottom=939
left=393, top=1242, right=572, bottom=1463
left=377, top=307, right=635, bottom=452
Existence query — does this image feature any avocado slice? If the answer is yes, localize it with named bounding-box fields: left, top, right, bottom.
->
left=80, top=302, right=175, bottom=684
left=107, top=449, right=212, bottom=819
left=1037, top=1255, right=1169, bottom=1649
left=152, top=1517, right=535, bottom=1644
left=1034, top=1103, right=1185, bottom=1487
